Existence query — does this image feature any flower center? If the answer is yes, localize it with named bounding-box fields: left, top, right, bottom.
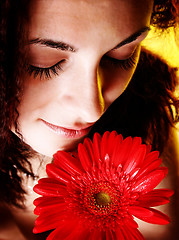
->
left=96, top=191, right=111, bottom=206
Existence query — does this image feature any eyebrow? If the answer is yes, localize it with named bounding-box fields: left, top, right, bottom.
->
left=29, top=26, right=150, bottom=52
left=112, top=26, right=150, bottom=50
left=29, top=38, right=76, bottom=52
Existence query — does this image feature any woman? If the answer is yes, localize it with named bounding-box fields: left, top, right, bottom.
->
left=0, top=0, right=178, bottom=239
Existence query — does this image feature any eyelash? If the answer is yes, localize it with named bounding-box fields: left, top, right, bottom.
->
left=27, top=60, right=64, bottom=80
left=27, top=53, right=137, bottom=80
left=101, top=52, right=137, bottom=71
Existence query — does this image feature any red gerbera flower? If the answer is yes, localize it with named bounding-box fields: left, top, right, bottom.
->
left=33, top=131, right=174, bottom=240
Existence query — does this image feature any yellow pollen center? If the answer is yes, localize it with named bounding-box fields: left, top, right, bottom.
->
left=96, top=191, right=111, bottom=206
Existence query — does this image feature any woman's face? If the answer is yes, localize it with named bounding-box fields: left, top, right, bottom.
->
left=11, top=0, right=153, bottom=156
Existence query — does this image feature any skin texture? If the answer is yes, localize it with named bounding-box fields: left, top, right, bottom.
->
left=5, top=2, right=177, bottom=240
left=12, top=0, right=153, bottom=156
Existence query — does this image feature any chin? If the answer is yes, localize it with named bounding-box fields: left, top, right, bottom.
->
left=25, top=138, right=83, bottom=158
left=11, top=125, right=86, bottom=157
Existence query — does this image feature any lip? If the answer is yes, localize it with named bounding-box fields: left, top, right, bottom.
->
left=41, top=119, right=92, bottom=138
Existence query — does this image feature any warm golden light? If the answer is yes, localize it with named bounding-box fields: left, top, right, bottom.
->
left=142, top=26, right=179, bottom=68
left=142, top=26, right=179, bottom=152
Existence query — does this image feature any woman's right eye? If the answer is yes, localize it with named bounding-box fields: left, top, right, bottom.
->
left=101, top=50, right=138, bottom=71
left=27, top=60, right=65, bottom=80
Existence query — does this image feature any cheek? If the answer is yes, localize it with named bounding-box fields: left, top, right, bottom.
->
left=101, top=65, right=136, bottom=106
left=17, top=74, right=55, bottom=113
left=102, top=50, right=141, bottom=106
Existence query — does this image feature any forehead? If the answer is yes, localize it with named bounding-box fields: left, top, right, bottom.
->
left=29, top=0, right=153, bottom=49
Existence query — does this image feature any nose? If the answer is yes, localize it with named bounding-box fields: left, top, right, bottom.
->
left=68, top=64, right=105, bottom=123
left=84, top=67, right=105, bottom=122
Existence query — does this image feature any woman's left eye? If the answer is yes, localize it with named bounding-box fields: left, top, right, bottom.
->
left=27, top=60, right=65, bottom=80
left=101, top=50, right=138, bottom=70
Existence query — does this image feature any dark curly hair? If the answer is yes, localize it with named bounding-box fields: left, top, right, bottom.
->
left=151, top=0, right=178, bottom=28
left=90, top=49, right=179, bottom=150
left=0, top=0, right=179, bottom=207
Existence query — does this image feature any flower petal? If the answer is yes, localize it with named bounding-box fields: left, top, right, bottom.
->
left=128, top=137, right=143, bottom=167
left=128, top=227, right=145, bottom=240
left=115, top=227, right=125, bottom=240
left=88, top=229, right=104, bottom=240
left=146, top=144, right=152, bottom=154
left=107, top=131, right=120, bottom=157
left=33, top=196, right=50, bottom=206
left=38, top=178, right=60, bottom=185
left=128, top=206, right=153, bottom=218
left=131, top=137, right=142, bottom=148
left=113, top=136, right=132, bottom=167
left=147, top=189, right=174, bottom=198
left=131, top=167, right=168, bottom=194
left=106, top=229, right=116, bottom=240
left=46, top=164, right=71, bottom=184
left=101, top=131, right=110, bottom=160
left=33, top=219, right=59, bottom=234
left=34, top=198, right=65, bottom=215
left=34, top=212, right=69, bottom=233
left=46, top=225, right=70, bottom=240
left=123, top=145, right=146, bottom=175
left=116, top=226, right=145, bottom=240
left=136, top=158, right=162, bottom=180
left=33, top=182, right=67, bottom=197
left=78, top=143, right=92, bottom=172
left=64, top=226, right=91, bottom=240
left=135, top=208, right=171, bottom=225
left=53, top=151, right=83, bottom=176
left=33, top=131, right=172, bottom=240
left=82, top=138, right=95, bottom=165
left=122, top=216, right=138, bottom=229
left=101, top=131, right=121, bottom=162
left=142, top=151, right=159, bottom=168
left=93, top=132, right=102, bottom=161
left=138, top=189, right=174, bottom=207
left=119, top=225, right=141, bottom=240
left=138, top=196, right=169, bottom=207
left=34, top=210, right=72, bottom=233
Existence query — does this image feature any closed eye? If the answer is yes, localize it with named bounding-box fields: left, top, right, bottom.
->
left=102, top=55, right=137, bottom=70
left=101, top=48, right=138, bottom=70
left=27, top=60, right=65, bottom=80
